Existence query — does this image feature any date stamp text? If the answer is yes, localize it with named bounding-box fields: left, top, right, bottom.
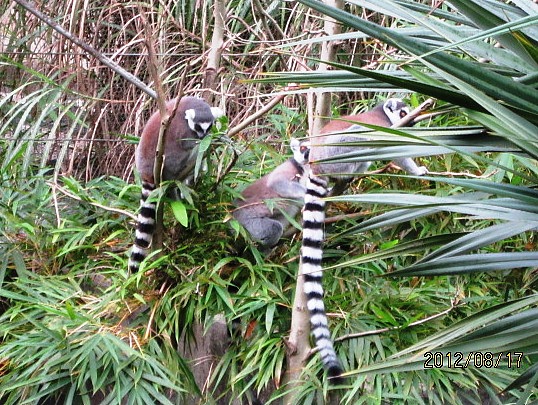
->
left=423, top=352, right=523, bottom=369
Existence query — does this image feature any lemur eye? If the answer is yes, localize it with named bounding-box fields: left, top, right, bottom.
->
left=300, top=146, right=307, bottom=153
left=194, top=124, right=202, bottom=132
left=399, top=110, right=408, bottom=118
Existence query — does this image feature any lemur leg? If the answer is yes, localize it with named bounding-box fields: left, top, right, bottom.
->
left=233, top=211, right=284, bottom=250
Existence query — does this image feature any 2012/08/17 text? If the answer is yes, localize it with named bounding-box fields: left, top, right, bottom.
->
left=423, top=352, right=523, bottom=369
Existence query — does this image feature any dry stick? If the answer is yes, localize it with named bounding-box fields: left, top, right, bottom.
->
left=286, top=98, right=436, bottom=392
left=252, top=0, right=286, bottom=40
left=216, top=90, right=295, bottom=187
left=334, top=298, right=461, bottom=344
left=251, top=0, right=289, bottom=69
left=413, top=110, right=448, bottom=124
left=377, top=163, right=497, bottom=179
left=220, top=93, right=287, bottom=187
left=13, top=0, right=156, bottom=99
left=324, top=211, right=364, bottom=225
left=227, top=94, right=286, bottom=138
left=397, top=98, right=435, bottom=127
left=202, top=0, right=225, bottom=104
left=49, top=182, right=137, bottom=221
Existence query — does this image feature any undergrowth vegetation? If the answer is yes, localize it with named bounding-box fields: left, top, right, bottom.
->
left=1, top=0, right=537, bottom=404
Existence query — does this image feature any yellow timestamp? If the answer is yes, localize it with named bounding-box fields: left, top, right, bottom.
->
left=423, top=352, right=523, bottom=369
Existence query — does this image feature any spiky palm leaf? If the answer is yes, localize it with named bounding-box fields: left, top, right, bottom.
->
left=262, top=0, right=538, bottom=402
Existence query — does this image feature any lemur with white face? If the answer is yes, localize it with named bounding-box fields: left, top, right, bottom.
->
left=301, top=98, right=426, bottom=382
left=128, top=96, right=222, bottom=273
left=232, top=138, right=310, bottom=251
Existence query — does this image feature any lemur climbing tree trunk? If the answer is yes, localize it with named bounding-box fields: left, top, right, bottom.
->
left=144, top=3, right=249, bottom=402
left=143, top=12, right=169, bottom=254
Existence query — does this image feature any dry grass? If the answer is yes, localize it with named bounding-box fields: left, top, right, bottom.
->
left=0, top=0, right=403, bottom=181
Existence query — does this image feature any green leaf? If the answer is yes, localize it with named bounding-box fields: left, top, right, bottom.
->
left=170, top=200, right=188, bottom=227
left=265, top=303, right=276, bottom=334
left=417, top=221, right=537, bottom=263
left=447, top=0, right=538, bottom=65
left=326, top=234, right=463, bottom=271
left=390, top=252, right=538, bottom=277
left=194, top=134, right=212, bottom=180
left=345, top=295, right=538, bottom=376
left=297, top=0, right=538, bottom=117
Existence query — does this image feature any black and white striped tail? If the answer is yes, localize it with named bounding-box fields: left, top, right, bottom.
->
left=301, top=172, right=343, bottom=382
left=128, top=181, right=156, bottom=273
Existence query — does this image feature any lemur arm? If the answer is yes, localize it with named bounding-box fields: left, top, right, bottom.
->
left=268, top=179, right=307, bottom=199
left=393, top=158, right=428, bottom=176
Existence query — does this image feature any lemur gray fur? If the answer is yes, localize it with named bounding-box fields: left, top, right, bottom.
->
left=232, top=138, right=310, bottom=251
left=309, top=97, right=427, bottom=194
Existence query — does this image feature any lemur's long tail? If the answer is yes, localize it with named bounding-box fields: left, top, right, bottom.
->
left=301, top=171, right=343, bottom=382
left=128, top=181, right=156, bottom=273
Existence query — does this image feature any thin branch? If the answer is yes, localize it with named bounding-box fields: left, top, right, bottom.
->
left=334, top=298, right=462, bottom=344
left=396, top=98, right=435, bottom=127
left=48, top=182, right=137, bottom=221
left=413, top=110, right=449, bottom=124
left=227, top=94, right=286, bottom=138
left=252, top=0, right=286, bottom=39
left=381, top=163, right=497, bottom=179
left=13, top=0, right=156, bottom=99
left=324, top=211, right=364, bottom=224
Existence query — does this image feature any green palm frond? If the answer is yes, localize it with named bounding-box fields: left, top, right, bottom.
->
left=265, top=0, right=538, bottom=401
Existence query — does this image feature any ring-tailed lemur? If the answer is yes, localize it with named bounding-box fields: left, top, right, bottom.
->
left=311, top=98, right=428, bottom=195
left=232, top=138, right=310, bottom=251
left=301, top=98, right=426, bottom=381
left=128, top=96, right=222, bottom=273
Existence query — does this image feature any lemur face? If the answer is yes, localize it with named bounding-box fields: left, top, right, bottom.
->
left=290, top=138, right=310, bottom=164
left=382, top=98, right=410, bottom=125
left=185, top=108, right=215, bottom=139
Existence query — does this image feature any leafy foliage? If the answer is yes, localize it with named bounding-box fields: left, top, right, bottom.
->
left=1, top=0, right=537, bottom=404
left=0, top=273, right=194, bottom=405
left=264, top=0, right=538, bottom=402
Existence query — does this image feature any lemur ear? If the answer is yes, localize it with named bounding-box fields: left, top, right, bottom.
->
left=384, top=98, right=401, bottom=111
left=185, top=108, right=196, bottom=121
left=211, top=107, right=224, bottom=119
